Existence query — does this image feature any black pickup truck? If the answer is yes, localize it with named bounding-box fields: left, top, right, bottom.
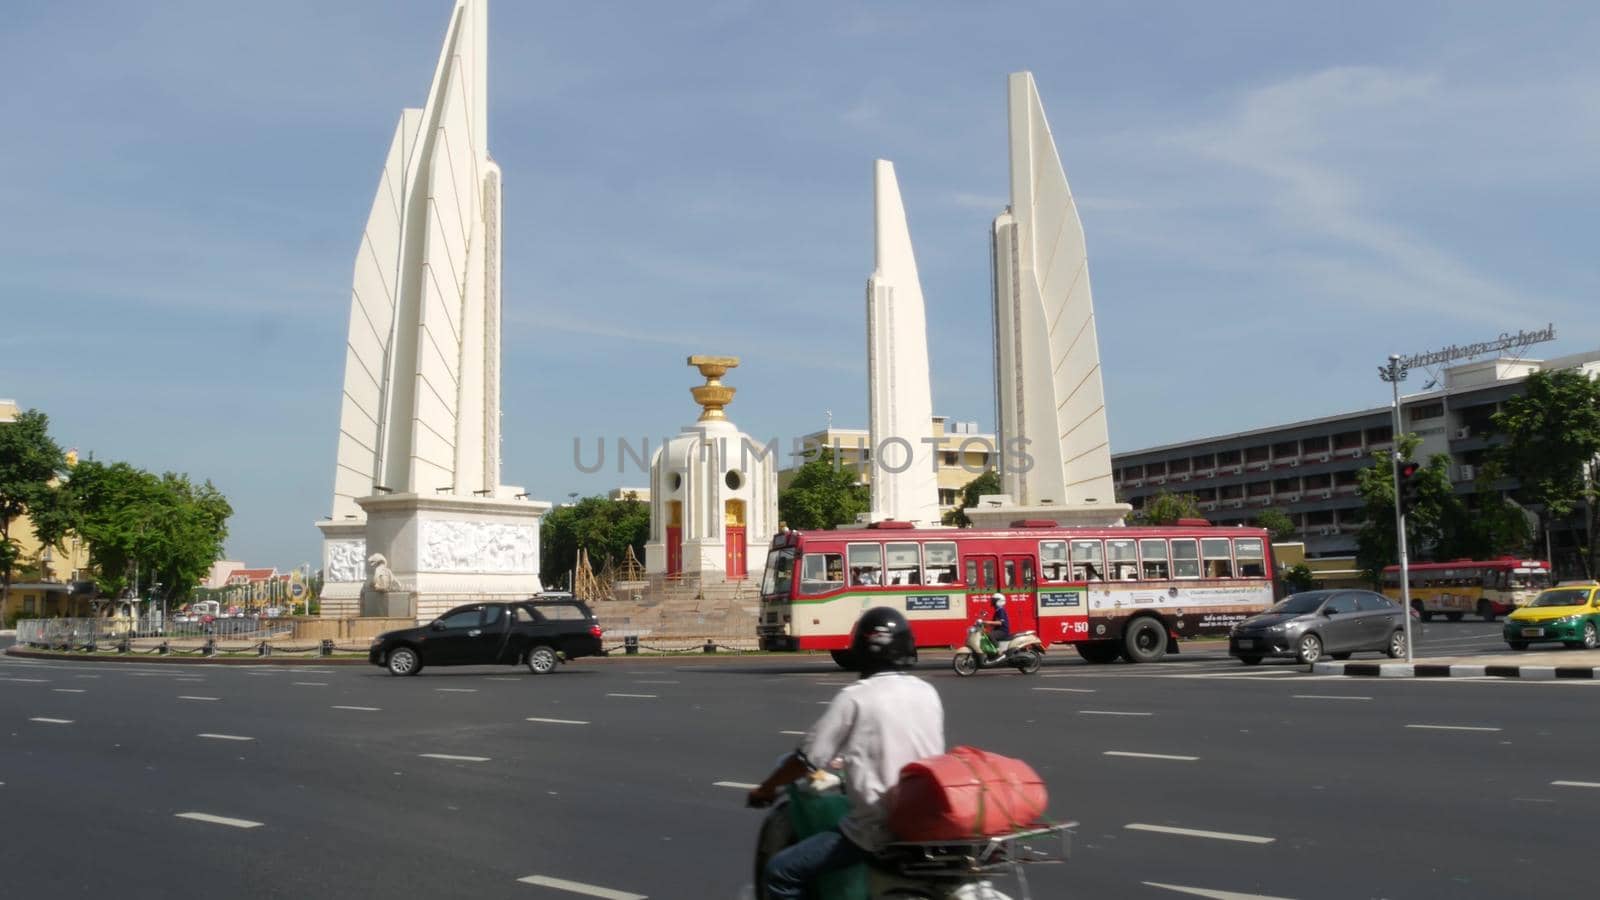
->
left=368, top=595, right=604, bottom=676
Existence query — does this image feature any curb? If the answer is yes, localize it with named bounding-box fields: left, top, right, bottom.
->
left=4, top=646, right=369, bottom=666
left=1312, top=660, right=1599, bottom=680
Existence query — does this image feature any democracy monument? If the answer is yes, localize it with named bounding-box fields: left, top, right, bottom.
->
left=311, top=0, right=1125, bottom=629
left=316, top=0, right=548, bottom=622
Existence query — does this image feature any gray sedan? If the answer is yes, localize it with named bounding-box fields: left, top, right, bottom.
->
left=1228, top=590, right=1409, bottom=665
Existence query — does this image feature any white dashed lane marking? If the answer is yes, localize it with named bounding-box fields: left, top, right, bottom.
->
left=51, top=689, right=87, bottom=694
left=419, top=753, right=490, bottom=762
left=1125, top=823, right=1275, bottom=844
left=1405, top=724, right=1501, bottom=732
left=779, top=730, right=806, bottom=736
left=713, top=781, right=759, bottom=790
left=1143, top=881, right=1293, bottom=899
left=197, top=733, right=254, bottom=742
left=1294, top=695, right=1371, bottom=701
left=515, top=874, right=647, bottom=899
left=526, top=717, right=589, bottom=725
left=1104, top=751, right=1199, bottom=761
left=436, top=688, right=478, bottom=693
left=606, top=693, right=657, bottom=699
left=1033, top=687, right=1096, bottom=693
left=178, top=696, right=220, bottom=702
left=332, top=706, right=381, bottom=711
left=175, top=812, right=263, bottom=829
left=292, top=682, right=328, bottom=687
left=1078, top=710, right=1153, bottom=717
left=1552, top=780, right=1600, bottom=788
left=29, top=717, right=73, bottom=724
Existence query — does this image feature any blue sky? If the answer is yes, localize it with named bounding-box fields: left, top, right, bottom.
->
left=3, top=1, right=1596, bottom=569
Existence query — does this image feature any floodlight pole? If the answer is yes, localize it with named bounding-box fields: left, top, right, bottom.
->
left=1379, top=354, right=1415, bottom=662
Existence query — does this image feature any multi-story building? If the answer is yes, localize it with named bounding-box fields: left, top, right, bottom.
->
left=1112, top=351, right=1600, bottom=567
left=778, top=416, right=997, bottom=517
left=1, top=399, right=96, bottom=623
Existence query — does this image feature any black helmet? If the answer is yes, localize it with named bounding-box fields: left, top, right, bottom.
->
left=846, top=606, right=917, bottom=675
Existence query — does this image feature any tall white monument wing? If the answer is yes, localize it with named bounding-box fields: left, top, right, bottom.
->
left=331, top=0, right=502, bottom=515
left=992, top=71, right=1115, bottom=508
left=867, top=160, right=940, bottom=525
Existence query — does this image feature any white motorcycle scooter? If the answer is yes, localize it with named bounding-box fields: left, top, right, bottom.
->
left=749, top=769, right=1072, bottom=900
left=952, top=620, right=1045, bottom=677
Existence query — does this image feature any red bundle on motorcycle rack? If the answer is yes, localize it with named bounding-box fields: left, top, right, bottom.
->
left=886, top=745, right=1048, bottom=842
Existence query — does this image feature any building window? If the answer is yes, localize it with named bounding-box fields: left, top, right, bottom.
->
left=1408, top=403, right=1444, bottom=423
left=938, top=488, right=957, bottom=506
left=942, top=451, right=958, bottom=466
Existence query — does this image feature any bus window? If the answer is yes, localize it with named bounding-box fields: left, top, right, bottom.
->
left=1140, top=540, right=1169, bottom=579
left=1021, top=558, right=1036, bottom=588
left=1234, top=538, right=1265, bottom=578
left=762, top=548, right=796, bottom=596
left=1106, top=539, right=1138, bottom=580
left=847, top=544, right=883, bottom=587
left=885, top=542, right=921, bottom=585
left=982, top=558, right=998, bottom=592
left=799, top=552, right=843, bottom=595
left=1070, top=540, right=1105, bottom=580
left=965, top=559, right=979, bottom=589
left=923, top=542, right=959, bottom=584
left=1004, top=559, right=1018, bottom=590
left=1202, top=538, right=1234, bottom=578
left=1171, top=539, right=1200, bottom=579
left=1040, top=541, right=1070, bottom=581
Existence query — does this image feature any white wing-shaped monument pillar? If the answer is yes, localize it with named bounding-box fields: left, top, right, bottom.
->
left=867, top=160, right=941, bottom=526
left=967, top=72, right=1131, bottom=529
left=316, top=0, right=550, bottom=621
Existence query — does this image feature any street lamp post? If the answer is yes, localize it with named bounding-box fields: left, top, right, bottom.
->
left=1378, top=354, right=1415, bottom=663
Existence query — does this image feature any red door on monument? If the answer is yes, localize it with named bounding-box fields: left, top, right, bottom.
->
left=666, top=526, right=683, bottom=576
left=725, top=525, right=747, bottom=579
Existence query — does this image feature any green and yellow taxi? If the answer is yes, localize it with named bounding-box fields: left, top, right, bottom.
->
left=1503, top=583, right=1600, bottom=650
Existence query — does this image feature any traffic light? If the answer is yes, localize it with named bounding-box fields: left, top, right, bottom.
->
left=1397, top=461, right=1422, bottom=515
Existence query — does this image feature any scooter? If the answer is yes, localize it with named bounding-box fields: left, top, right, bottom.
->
left=952, top=622, right=1045, bottom=676
left=749, top=769, right=1072, bottom=899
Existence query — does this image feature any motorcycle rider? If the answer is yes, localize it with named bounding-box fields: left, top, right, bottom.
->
left=982, top=592, right=1012, bottom=658
left=748, top=606, right=945, bottom=899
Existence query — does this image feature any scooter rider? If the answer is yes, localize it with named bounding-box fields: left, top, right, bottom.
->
left=983, top=592, right=1012, bottom=656
left=748, top=607, right=946, bottom=900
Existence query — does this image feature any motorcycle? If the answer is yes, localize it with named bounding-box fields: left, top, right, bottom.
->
left=749, top=769, right=1072, bottom=899
left=952, top=622, right=1045, bottom=676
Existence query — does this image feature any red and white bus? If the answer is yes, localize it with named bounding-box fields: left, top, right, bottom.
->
left=1381, top=558, right=1552, bottom=622
left=758, top=519, right=1277, bottom=665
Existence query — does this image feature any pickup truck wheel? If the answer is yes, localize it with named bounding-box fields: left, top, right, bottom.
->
left=387, top=646, right=421, bottom=676
left=526, top=645, right=558, bottom=675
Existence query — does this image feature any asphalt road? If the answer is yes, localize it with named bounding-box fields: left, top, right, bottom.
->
left=1, top=638, right=1595, bottom=900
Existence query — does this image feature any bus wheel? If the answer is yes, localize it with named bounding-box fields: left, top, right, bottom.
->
left=829, top=650, right=854, bottom=670
left=1123, top=617, right=1167, bottom=664
left=1477, top=600, right=1496, bottom=622
left=1445, top=612, right=1464, bottom=622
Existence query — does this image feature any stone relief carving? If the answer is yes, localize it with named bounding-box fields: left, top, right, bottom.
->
left=420, top=520, right=536, bottom=573
left=326, top=539, right=367, bottom=583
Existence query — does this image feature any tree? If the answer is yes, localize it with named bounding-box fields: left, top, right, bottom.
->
left=1253, top=508, right=1298, bottom=543
left=778, top=450, right=870, bottom=531
left=942, top=470, right=1001, bottom=527
left=1282, top=564, right=1317, bottom=593
left=1354, top=435, right=1457, bottom=583
left=1491, top=369, right=1600, bottom=577
left=57, top=461, right=232, bottom=603
left=539, top=494, right=651, bottom=587
left=1133, top=490, right=1202, bottom=526
left=0, top=409, right=67, bottom=610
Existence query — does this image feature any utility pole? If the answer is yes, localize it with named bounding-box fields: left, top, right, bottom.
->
left=1379, top=354, right=1415, bottom=662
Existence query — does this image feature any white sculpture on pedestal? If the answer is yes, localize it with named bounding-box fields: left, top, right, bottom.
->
left=645, top=357, right=779, bottom=582
left=970, top=71, right=1131, bottom=529
left=316, top=0, right=550, bottom=621
left=866, top=160, right=941, bottom=527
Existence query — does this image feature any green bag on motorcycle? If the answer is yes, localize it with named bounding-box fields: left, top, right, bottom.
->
left=784, top=782, right=869, bottom=900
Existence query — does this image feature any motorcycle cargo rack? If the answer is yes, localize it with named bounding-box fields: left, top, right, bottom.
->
left=877, top=820, right=1075, bottom=877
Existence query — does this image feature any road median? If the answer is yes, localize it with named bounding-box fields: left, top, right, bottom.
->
left=1313, top=648, right=1600, bottom=680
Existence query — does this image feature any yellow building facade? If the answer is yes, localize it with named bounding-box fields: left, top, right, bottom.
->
left=778, top=416, right=998, bottom=518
